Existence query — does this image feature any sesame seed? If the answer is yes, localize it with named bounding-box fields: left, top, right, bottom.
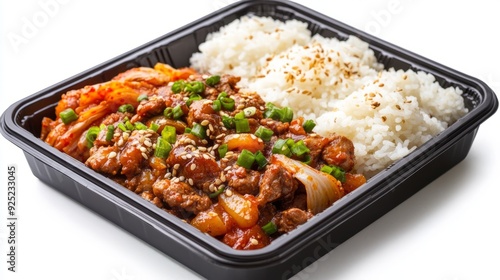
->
left=144, top=140, right=152, bottom=147
left=250, top=238, right=259, bottom=245
left=179, top=176, right=185, bottom=182
left=208, top=124, right=214, bottom=131
left=173, top=164, right=180, bottom=170
left=113, top=132, right=120, bottom=138
left=141, top=152, right=148, bottom=159
left=117, top=138, right=124, bottom=146
left=225, top=189, right=232, bottom=196
left=220, top=174, right=226, bottom=182
left=108, top=151, right=117, bottom=159
left=122, top=132, right=130, bottom=140
left=188, top=178, right=194, bottom=186
left=201, top=120, right=210, bottom=126
left=190, top=164, right=196, bottom=171
left=140, top=147, right=147, bottom=153
left=198, top=146, right=207, bottom=152
left=215, top=179, right=222, bottom=185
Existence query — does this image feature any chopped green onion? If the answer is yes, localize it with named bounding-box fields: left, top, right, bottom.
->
left=206, top=75, right=221, bottom=86
left=183, top=81, right=205, bottom=94
left=118, top=104, right=134, bottom=113
left=171, top=80, right=185, bottom=93
left=59, top=108, right=78, bottom=124
left=217, top=92, right=228, bottom=99
left=235, top=118, right=250, bottom=133
left=172, top=105, right=184, bottom=120
left=161, top=125, right=177, bottom=144
left=164, top=107, right=173, bottom=118
left=220, top=97, right=235, bottom=111
left=272, top=139, right=291, bottom=157
left=85, top=126, right=100, bottom=148
left=184, top=127, right=191, bottom=134
left=218, top=143, right=228, bottom=158
left=149, top=122, right=159, bottom=132
left=186, top=94, right=202, bottom=107
left=208, top=186, right=225, bottom=198
left=237, top=149, right=255, bottom=169
left=254, top=151, right=268, bottom=170
left=264, top=106, right=283, bottom=121
left=262, top=221, right=278, bottom=235
left=105, top=125, right=114, bottom=141
left=286, top=138, right=295, bottom=148
left=190, top=123, right=206, bottom=139
left=125, top=120, right=135, bottom=131
left=154, top=137, right=172, bottom=159
left=281, top=107, right=294, bottom=122
left=137, top=94, right=148, bottom=102
left=212, top=99, right=222, bottom=111
left=134, top=122, right=148, bottom=130
left=291, top=140, right=310, bottom=157
left=222, top=115, right=235, bottom=129
left=303, top=119, right=316, bottom=133
left=320, top=165, right=346, bottom=183
left=118, top=123, right=128, bottom=132
left=243, top=106, right=256, bottom=117
left=234, top=111, right=245, bottom=120
left=254, top=126, right=273, bottom=142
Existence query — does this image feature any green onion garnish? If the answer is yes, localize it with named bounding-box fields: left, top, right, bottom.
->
left=303, top=119, right=316, bottom=133
left=235, top=118, right=250, bottom=133
left=281, top=107, right=294, bottom=122
left=164, top=107, right=173, bottom=118
left=86, top=126, right=100, bottom=148
left=272, top=139, right=291, bottom=157
left=125, top=120, right=135, bottom=131
left=254, top=151, right=268, bottom=170
left=254, top=126, right=273, bottom=142
left=222, top=115, right=235, bottom=129
left=206, top=75, right=221, bottom=86
left=212, top=99, right=222, bottom=111
left=243, top=106, right=256, bottom=117
left=134, top=122, right=148, bottom=130
left=218, top=143, right=228, bottom=158
left=291, top=140, right=310, bottom=157
left=237, top=149, right=255, bottom=169
left=191, top=123, right=206, bottom=139
left=171, top=80, right=185, bottom=93
left=161, top=125, right=177, bottom=144
left=118, top=123, right=128, bottom=132
left=185, top=81, right=205, bottom=94
left=154, top=137, right=172, bottom=159
left=172, top=105, right=184, bottom=120
left=137, top=94, right=148, bottom=102
left=118, top=104, right=134, bottom=113
left=208, top=186, right=225, bottom=198
left=262, top=221, right=278, bottom=235
left=149, top=122, right=159, bottom=132
left=186, top=94, right=202, bottom=107
left=320, top=165, right=346, bottom=183
left=105, top=125, right=114, bottom=141
left=59, top=108, right=78, bottom=124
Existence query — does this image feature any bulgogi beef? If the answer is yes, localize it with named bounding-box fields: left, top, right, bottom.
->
left=41, top=63, right=366, bottom=250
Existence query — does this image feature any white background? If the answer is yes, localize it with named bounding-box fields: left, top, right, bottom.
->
left=1, top=1, right=499, bottom=279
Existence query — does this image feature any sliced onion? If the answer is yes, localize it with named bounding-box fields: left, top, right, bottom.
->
left=271, top=154, right=344, bottom=214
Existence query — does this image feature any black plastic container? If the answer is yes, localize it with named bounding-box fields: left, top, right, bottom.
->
left=1, top=1, right=498, bottom=279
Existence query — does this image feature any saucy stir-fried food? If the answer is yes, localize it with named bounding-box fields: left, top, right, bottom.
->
left=41, top=63, right=366, bottom=250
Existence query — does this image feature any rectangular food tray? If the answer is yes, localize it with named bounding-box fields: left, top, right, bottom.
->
left=1, top=0, right=497, bottom=279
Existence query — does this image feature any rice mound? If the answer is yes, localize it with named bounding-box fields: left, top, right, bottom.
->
left=190, top=16, right=468, bottom=177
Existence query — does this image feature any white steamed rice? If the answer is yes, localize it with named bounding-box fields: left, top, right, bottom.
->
left=190, top=16, right=468, bottom=177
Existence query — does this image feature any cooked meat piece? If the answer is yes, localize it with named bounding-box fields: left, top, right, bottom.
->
left=131, top=96, right=166, bottom=123
left=257, top=204, right=277, bottom=227
left=186, top=99, right=223, bottom=138
left=322, top=135, right=356, bottom=172
left=257, top=164, right=297, bottom=206
left=222, top=224, right=270, bottom=250
left=260, top=119, right=289, bottom=136
left=166, top=135, right=222, bottom=193
left=119, top=130, right=156, bottom=176
left=302, top=135, right=330, bottom=168
left=141, top=191, right=164, bottom=208
left=85, top=146, right=121, bottom=176
left=213, top=74, right=241, bottom=97
left=152, top=179, right=211, bottom=214
left=226, top=166, right=261, bottom=195
left=274, top=208, right=313, bottom=233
